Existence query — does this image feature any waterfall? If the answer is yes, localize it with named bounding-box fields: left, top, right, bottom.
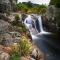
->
left=38, top=16, right=44, bottom=32
left=35, top=18, right=40, bottom=32
left=38, top=16, right=51, bottom=34
left=24, top=14, right=51, bottom=36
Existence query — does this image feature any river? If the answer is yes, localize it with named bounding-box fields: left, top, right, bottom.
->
left=24, top=15, right=60, bottom=60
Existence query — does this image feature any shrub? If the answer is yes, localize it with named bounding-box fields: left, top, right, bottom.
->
left=11, top=43, right=20, bottom=54
left=11, top=14, right=20, bottom=26
left=21, top=24, right=27, bottom=32
left=10, top=53, right=20, bottom=60
left=20, top=35, right=32, bottom=56
left=15, top=14, right=20, bottom=21
left=10, top=36, right=32, bottom=60
left=10, top=43, right=20, bottom=60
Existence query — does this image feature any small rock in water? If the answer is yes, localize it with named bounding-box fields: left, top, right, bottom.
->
left=31, top=47, right=45, bottom=60
left=32, top=49, right=38, bottom=58
left=30, top=57, right=35, bottom=60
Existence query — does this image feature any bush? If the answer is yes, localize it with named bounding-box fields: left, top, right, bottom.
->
left=20, top=35, right=32, bottom=56
left=11, top=43, right=20, bottom=54
left=11, top=14, right=20, bottom=26
left=10, top=36, right=32, bottom=60
left=10, top=53, right=20, bottom=60
left=10, top=43, right=20, bottom=60
left=21, top=24, right=27, bottom=32
left=15, top=14, right=20, bottom=21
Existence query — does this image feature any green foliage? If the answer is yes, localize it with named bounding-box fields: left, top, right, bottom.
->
left=21, top=24, right=27, bottom=32
left=11, top=14, right=20, bottom=26
left=20, top=36, right=32, bottom=56
left=50, top=0, right=60, bottom=8
left=16, top=2, right=28, bottom=12
left=16, top=1, right=47, bottom=14
left=15, top=14, right=20, bottom=21
left=10, top=53, right=20, bottom=60
left=10, top=43, right=20, bottom=60
left=25, top=1, right=33, bottom=8
left=10, top=36, right=32, bottom=60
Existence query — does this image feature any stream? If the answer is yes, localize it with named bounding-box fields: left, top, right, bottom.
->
left=24, top=15, right=60, bottom=60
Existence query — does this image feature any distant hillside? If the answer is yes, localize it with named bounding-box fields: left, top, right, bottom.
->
left=16, top=1, right=47, bottom=14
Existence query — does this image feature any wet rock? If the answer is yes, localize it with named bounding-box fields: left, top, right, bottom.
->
left=31, top=47, right=44, bottom=60
left=31, top=48, right=38, bottom=58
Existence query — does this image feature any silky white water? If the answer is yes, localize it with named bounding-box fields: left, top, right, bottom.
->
left=38, top=16, right=51, bottom=34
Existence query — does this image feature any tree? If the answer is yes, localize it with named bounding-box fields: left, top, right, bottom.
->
left=50, top=0, right=60, bottom=8
left=27, top=1, right=33, bottom=8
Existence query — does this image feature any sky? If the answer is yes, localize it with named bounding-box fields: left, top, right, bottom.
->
left=18, top=0, right=50, bottom=5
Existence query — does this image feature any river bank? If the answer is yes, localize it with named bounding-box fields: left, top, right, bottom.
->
left=0, top=13, right=47, bottom=60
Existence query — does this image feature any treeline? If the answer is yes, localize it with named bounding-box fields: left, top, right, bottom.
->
left=16, top=1, right=47, bottom=14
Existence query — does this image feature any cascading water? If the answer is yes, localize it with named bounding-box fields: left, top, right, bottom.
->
left=38, top=16, right=44, bottom=32
left=24, top=15, right=60, bottom=60
left=38, top=16, right=51, bottom=34
left=24, top=15, right=51, bottom=39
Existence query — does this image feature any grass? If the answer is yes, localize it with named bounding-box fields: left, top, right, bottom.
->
left=10, top=53, right=20, bottom=60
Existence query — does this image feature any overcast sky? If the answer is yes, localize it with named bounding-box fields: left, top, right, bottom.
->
left=18, top=0, right=50, bottom=5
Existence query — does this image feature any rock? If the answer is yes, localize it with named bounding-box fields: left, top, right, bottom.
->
left=0, top=31, right=21, bottom=46
left=20, top=57, right=30, bottom=60
left=20, top=56, right=36, bottom=60
left=0, top=45, right=4, bottom=51
left=29, top=57, right=35, bottom=60
left=31, top=47, right=45, bottom=60
left=32, top=48, right=38, bottom=58
left=0, top=52, right=10, bottom=60
left=3, top=47, right=12, bottom=54
left=0, top=20, right=10, bottom=32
